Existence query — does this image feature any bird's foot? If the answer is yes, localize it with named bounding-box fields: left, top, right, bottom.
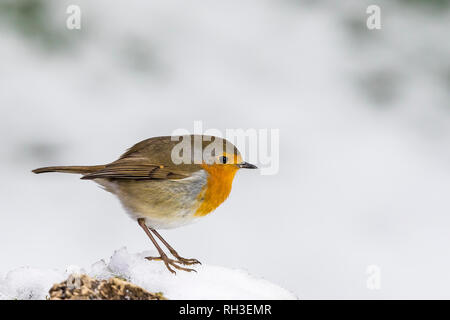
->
left=173, top=256, right=202, bottom=266
left=168, top=250, right=201, bottom=265
left=145, top=254, right=197, bottom=274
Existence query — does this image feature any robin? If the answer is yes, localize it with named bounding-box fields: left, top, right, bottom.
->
left=33, top=135, right=257, bottom=274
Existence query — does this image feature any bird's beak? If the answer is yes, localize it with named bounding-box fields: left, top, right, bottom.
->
left=238, top=162, right=258, bottom=169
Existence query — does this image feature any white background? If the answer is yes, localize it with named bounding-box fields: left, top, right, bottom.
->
left=0, top=0, right=450, bottom=298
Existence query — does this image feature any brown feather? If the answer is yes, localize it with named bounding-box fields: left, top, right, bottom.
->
left=33, top=135, right=239, bottom=181
left=32, top=165, right=105, bottom=174
left=80, top=160, right=189, bottom=180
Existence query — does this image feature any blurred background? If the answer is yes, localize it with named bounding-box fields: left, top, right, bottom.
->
left=0, top=0, right=449, bottom=299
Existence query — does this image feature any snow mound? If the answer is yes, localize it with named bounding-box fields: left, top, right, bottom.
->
left=0, top=248, right=296, bottom=300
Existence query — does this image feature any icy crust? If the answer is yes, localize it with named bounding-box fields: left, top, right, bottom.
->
left=0, top=248, right=296, bottom=300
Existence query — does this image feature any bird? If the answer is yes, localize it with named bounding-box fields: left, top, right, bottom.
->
left=32, top=135, right=257, bottom=274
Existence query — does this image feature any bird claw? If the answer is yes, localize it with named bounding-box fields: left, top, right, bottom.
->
left=145, top=256, right=162, bottom=261
left=145, top=255, right=197, bottom=274
left=169, top=251, right=202, bottom=265
left=174, top=257, right=202, bottom=266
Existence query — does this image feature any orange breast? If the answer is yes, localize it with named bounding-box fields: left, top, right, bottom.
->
left=194, top=164, right=239, bottom=217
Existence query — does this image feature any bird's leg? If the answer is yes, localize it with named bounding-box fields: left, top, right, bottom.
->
left=149, top=228, right=201, bottom=266
left=137, top=218, right=196, bottom=274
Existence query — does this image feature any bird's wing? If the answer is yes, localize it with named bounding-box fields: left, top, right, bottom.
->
left=80, top=159, right=189, bottom=180
left=119, top=136, right=172, bottom=160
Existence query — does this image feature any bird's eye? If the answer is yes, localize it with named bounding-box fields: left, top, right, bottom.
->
left=219, top=156, right=228, bottom=164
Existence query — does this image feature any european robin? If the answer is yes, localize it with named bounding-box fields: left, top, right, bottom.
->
left=33, top=135, right=257, bottom=273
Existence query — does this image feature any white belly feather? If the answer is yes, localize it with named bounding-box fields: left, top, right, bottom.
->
left=95, top=170, right=208, bottom=229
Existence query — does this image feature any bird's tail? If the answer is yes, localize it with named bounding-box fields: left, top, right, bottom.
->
left=32, top=165, right=105, bottom=175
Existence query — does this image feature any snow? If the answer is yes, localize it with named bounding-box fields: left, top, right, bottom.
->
left=0, top=267, right=65, bottom=300
left=0, top=248, right=296, bottom=300
left=1, top=0, right=450, bottom=299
